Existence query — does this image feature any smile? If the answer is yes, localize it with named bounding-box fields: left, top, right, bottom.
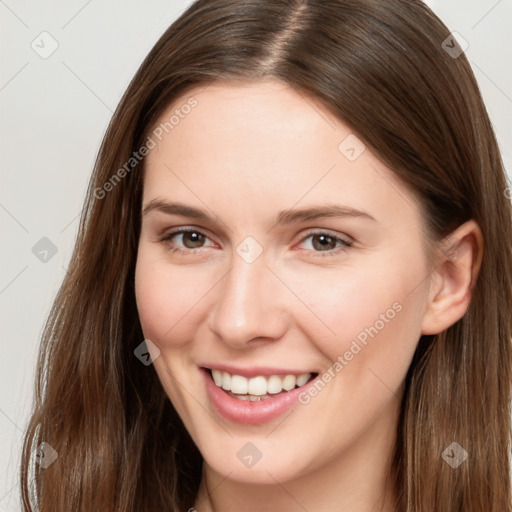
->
left=201, top=366, right=319, bottom=423
left=209, top=369, right=315, bottom=400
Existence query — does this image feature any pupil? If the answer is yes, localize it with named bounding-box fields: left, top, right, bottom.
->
left=313, top=234, right=334, bottom=251
left=185, top=232, right=204, bottom=248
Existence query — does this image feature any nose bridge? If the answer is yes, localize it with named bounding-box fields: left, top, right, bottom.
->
left=209, top=248, right=287, bottom=347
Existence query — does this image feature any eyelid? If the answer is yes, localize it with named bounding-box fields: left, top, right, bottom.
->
left=159, top=226, right=217, bottom=248
left=297, top=228, right=353, bottom=245
left=294, top=229, right=354, bottom=257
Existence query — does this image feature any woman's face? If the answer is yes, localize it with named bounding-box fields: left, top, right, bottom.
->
left=135, top=80, right=432, bottom=485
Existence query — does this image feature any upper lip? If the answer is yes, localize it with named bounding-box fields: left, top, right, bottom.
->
left=201, top=364, right=317, bottom=378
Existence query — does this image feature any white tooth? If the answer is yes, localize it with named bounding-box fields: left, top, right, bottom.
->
left=216, top=371, right=309, bottom=395
left=221, top=372, right=231, bottom=391
left=249, top=395, right=261, bottom=401
left=212, top=370, right=223, bottom=386
left=296, top=372, right=311, bottom=387
left=248, top=376, right=267, bottom=396
left=267, top=375, right=283, bottom=394
left=236, top=394, right=251, bottom=401
left=231, top=375, right=249, bottom=394
left=282, top=374, right=297, bottom=391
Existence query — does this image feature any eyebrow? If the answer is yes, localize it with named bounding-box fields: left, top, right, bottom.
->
left=141, top=199, right=376, bottom=225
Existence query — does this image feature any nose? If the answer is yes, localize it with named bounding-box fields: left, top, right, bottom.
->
left=208, top=249, right=290, bottom=349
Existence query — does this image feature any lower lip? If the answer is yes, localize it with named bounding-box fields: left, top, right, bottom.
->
left=201, top=368, right=312, bottom=425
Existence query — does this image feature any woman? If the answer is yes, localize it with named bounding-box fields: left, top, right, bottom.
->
left=20, top=0, right=512, bottom=510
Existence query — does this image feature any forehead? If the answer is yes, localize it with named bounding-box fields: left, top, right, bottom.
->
left=142, top=80, right=422, bottom=233
left=149, top=79, right=340, bottom=165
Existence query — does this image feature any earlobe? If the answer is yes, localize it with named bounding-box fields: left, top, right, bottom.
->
left=421, top=220, right=483, bottom=335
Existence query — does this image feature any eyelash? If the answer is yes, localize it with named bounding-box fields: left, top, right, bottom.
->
left=158, top=228, right=353, bottom=257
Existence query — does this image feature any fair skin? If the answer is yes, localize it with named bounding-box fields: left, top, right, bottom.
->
left=135, top=80, right=482, bottom=512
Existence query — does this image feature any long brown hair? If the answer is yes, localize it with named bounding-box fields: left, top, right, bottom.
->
left=20, top=0, right=512, bottom=510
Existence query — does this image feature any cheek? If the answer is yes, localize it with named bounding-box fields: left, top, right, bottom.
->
left=135, top=248, right=223, bottom=349
left=288, top=251, right=426, bottom=379
left=134, top=252, right=205, bottom=412
left=135, top=259, right=169, bottom=343
left=289, top=268, right=407, bottom=349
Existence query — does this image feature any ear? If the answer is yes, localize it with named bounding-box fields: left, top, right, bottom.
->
left=421, top=220, right=483, bottom=335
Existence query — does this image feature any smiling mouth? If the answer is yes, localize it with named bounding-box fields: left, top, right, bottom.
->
left=204, top=368, right=318, bottom=401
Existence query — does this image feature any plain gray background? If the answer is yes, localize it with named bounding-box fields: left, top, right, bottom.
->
left=1, top=1, right=511, bottom=510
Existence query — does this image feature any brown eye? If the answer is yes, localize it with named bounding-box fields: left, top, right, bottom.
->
left=298, top=231, right=353, bottom=257
left=311, top=234, right=337, bottom=251
left=181, top=231, right=205, bottom=248
left=160, top=229, right=214, bottom=253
